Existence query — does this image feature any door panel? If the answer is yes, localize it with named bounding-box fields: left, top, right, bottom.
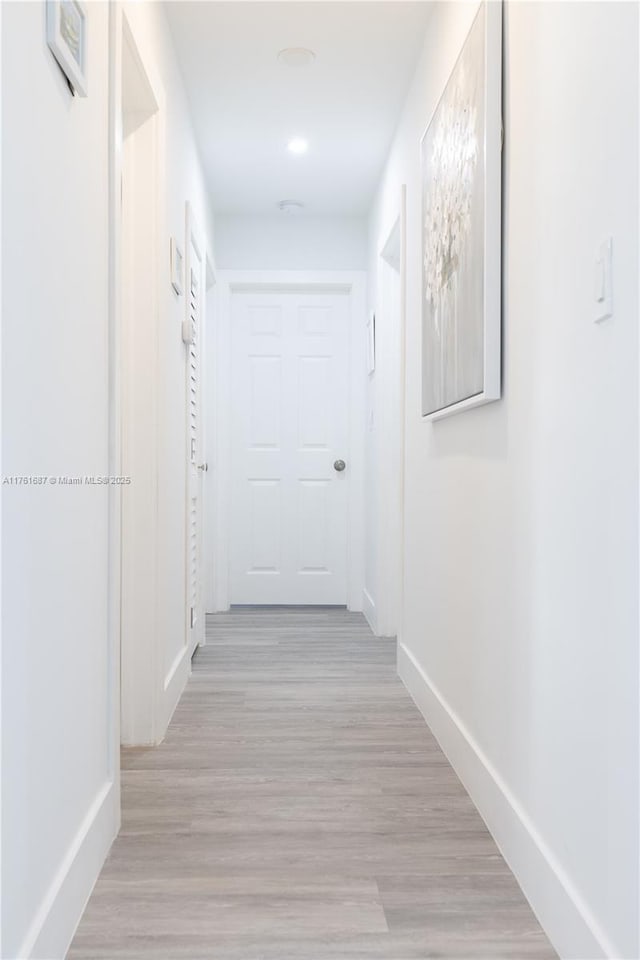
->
left=297, top=479, right=331, bottom=572
left=230, top=291, right=349, bottom=605
left=248, top=479, right=281, bottom=573
left=249, top=356, right=281, bottom=448
left=298, top=356, right=331, bottom=448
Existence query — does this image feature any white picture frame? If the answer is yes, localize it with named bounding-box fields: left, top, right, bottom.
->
left=47, top=0, right=88, bottom=97
left=170, top=237, right=184, bottom=296
left=420, top=1, right=502, bottom=421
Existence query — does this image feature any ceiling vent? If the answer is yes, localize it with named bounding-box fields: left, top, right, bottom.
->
left=278, top=200, right=305, bottom=215
left=277, top=47, right=316, bottom=68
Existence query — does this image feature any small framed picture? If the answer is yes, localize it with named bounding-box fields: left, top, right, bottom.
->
left=47, top=1, right=88, bottom=97
left=367, top=313, right=376, bottom=375
left=170, top=237, right=184, bottom=296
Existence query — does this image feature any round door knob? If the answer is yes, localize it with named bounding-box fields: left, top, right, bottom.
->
left=333, top=459, right=346, bottom=472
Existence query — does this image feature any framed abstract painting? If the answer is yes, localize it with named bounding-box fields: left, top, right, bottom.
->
left=421, top=1, right=502, bottom=420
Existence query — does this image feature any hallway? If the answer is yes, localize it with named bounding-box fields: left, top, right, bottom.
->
left=69, top=609, right=554, bottom=959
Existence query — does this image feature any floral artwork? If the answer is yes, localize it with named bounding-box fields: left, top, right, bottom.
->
left=421, top=4, right=489, bottom=417
left=423, top=65, right=478, bottom=319
left=60, top=1, right=82, bottom=66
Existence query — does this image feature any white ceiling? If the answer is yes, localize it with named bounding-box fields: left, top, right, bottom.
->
left=164, top=2, right=433, bottom=216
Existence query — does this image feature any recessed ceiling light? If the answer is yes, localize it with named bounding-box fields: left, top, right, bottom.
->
left=277, top=47, right=316, bottom=68
left=287, top=137, right=308, bottom=156
left=278, top=200, right=305, bottom=215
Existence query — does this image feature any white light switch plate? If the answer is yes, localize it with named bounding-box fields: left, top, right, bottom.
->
left=594, top=237, right=613, bottom=323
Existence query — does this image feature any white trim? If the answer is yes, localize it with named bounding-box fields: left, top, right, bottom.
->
left=398, top=641, right=620, bottom=960
left=106, top=0, right=122, bottom=801
left=398, top=184, right=408, bottom=647
left=372, top=209, right=404, bottom=638
left=212, top=270, right=367, bottom=613
left=164, top=644, right=188, bottom=693
left=346, top=272, right=367, bottom=612
left=16, top=780, right=117, bottom=960
left=115, top=8, right=188, bottom=748
left=158, top=644, right=190, bottom=742
left=118, top=9, right=165, bottom=748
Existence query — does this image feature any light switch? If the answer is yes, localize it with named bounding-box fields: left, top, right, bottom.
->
left=594, top=238, right=613, bottom=323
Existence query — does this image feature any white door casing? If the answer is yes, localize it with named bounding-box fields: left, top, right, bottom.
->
left=230, top=291, right=350, bottom=605
left=376, top=211, right=403, bottom=638
left=184, top=203, right=205, bottom=653
left=211, top=272, right=367, bottom=612
left=363, top=192, right=407, bottom=639
left=114, top=11, right=214, bottom=751
left=119, top=13, right=164, bottom=746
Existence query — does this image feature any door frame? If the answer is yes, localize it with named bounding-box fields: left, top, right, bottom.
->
left=377, top=190, right=408, bottom=638
left=373, top=217, right=402, bottom=637
left=364, top=188, right=407, bottom=639
left=210, top=270, right=367, bottom=612
left=109, top=5, right=172, bottom=746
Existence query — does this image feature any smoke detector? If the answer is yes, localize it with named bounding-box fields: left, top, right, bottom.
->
left=277, top=47, right=316, bottom=68
left=278, top=200, right=305, bottom=215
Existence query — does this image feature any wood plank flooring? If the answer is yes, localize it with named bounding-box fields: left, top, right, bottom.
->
left=68, top=608, right=556, bottom=959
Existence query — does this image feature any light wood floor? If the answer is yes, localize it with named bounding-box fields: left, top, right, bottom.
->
left=69, top=608, right=555, bottom=959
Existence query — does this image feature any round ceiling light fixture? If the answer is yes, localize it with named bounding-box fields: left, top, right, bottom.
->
left=287, top=137, right=309, bottom=155
left=277, top=47, right=316, bottom=68
left=278, top=200, right=305, bottom=215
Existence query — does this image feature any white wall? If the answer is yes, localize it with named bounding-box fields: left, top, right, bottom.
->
left=119, top=1, right=215, bottom=738
left=214, top=215, right=367, bottom=271
left=1, top=3, right=116, bottom=957
left=369, top=2, right=639, bottom=958
left=1, top=2, right=215, bottom=956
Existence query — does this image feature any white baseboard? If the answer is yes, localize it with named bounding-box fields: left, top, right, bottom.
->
left=164, top=642, right=188, bottom=693
left=18, top=778, right=119, bottom=960
left=160, top=642, right=191, bottom=738
left=397, top=641, right=619, bottom=960
left=362, top=588, right=377, bottom=634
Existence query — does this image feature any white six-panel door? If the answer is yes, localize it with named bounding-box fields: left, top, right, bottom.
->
left=230, top=290, right=350, bottom=604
